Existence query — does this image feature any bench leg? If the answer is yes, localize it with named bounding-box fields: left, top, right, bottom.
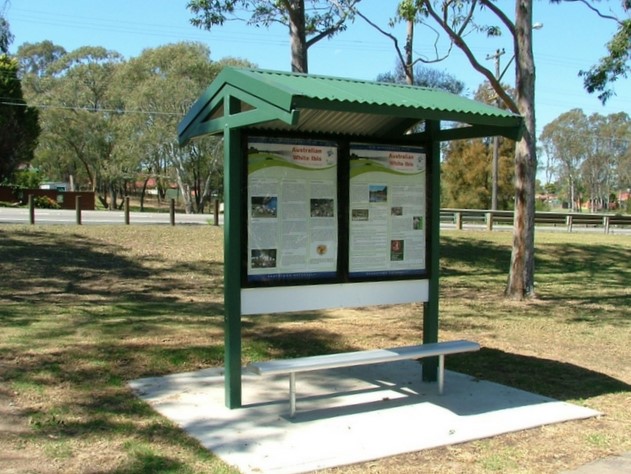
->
left=289, top=372, right=296, bottom=417
left=438, top=354, right=445, bottom=395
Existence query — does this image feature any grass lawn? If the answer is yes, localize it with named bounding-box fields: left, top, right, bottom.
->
left=0, top=225, right=629, bottom=473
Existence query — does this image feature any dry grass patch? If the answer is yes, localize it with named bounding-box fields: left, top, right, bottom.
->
left=0, top=225, right=629, bottom=473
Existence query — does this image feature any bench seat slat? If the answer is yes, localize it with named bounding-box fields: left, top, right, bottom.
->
left=248, top=340, right=479, bottom=376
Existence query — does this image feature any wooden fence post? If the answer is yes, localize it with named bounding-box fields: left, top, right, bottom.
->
left=28, top=194, right=35, bottom=225
left=486, top=212, right=493, bottom=231
left=170, top=198, right=175, bottom=226
left=124, top=197, right=130, bottom=225
left=214, top=199, right=220, bottom=226
left=455, top=211, right=462, bottom=230
left=566, top=215, right=573, bottom=232
left=75, top=195, right=82, bottom=225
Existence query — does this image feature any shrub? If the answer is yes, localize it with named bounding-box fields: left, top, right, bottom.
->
left=33, top=196, right=61, bottom=209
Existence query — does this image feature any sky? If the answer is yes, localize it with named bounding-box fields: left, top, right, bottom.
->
left=4, top=0, right=631, bottom=137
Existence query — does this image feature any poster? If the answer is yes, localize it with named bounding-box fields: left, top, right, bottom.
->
left=247, top=137, right=338, bottom=283
left=348, top=143, right=426, bottom=278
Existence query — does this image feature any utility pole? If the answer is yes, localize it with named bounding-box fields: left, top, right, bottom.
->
left=487, top=48, right=505, bottom=211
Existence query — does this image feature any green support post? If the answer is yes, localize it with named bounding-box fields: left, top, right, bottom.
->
left=423, top=120, right=441, bottom=382
left=223, top=100, right=243, bottom=408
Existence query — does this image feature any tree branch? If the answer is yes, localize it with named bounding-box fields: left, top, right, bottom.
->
left=307, top=0, right=361, bottom=48
left=422, top=0, right=519, bottom=113
left=352, top=7, right=408, bottom=75
left=479, top=0, right=516, bottom=36
left=560, top=0, right=624, bottom=25
left=455, top=0, right=478, bottom=38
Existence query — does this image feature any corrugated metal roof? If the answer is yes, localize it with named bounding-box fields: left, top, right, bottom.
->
left=240, top=68, right=510, bottom=118
left=178, top=68, right=522, bottom=145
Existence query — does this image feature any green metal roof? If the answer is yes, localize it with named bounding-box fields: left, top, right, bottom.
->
left=178, top=67, right=523, bottom=145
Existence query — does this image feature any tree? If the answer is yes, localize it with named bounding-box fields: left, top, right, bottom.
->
left=356, top=0, right=456, bottom=85
left=540, top=109, right=589, bottom=211
left=582, top=113, right=620, bottom=211
left=0, top=6, right=13, bottom=54
left=17, top=40, right=67, bottom=79
left=442, top=82, right=515, bottom=209
left=19, top=45, right=125, bottom=205
left=187, top=0, right=360, bottom=72
left=118, top=43, right=252, bottom=213
left=376, top=61, right=464, bottom=94
left=0, top=54, right=40, bottom=182
left=442, top=140, right=487, bottom=208
left=359, top=1, right=537, bottom=297
left=563, top=0, right=631, bottom=104
left=541, top=110, right=631, bottom=211
left=394, top=0, right=536, bottom=299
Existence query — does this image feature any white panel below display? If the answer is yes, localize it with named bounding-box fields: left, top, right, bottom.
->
left=241, top=280, right=429, bottom=315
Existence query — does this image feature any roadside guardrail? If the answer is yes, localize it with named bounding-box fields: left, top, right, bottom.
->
left=441, top=208, right=631, bottom=234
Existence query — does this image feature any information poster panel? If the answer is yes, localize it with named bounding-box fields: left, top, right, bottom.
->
left=247, top=137, right=338, bottom=283
left=348, top=143, right=426, bottom=278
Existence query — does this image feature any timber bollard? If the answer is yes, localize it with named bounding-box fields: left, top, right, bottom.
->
left=28, top=194, right=35, bottom=225
left=214, top=199, right=220, bottom=226
left=124, top=197, right=130, bottom=225
left=486, top=212, right=493, bottom=231
left=455, top=211, right=462, bottom=230
left=75, top=196, right=82, bottom=225
left=170, top=199, right=175, bottom=226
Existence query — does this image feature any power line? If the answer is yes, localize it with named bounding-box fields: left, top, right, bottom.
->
left=0, top=99, right=185, bottom=116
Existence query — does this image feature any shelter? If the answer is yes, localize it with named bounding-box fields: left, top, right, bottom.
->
left=178, top=68, right=522, bottom=408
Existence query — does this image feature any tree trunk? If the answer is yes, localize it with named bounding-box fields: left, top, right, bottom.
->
left=174, top=167, right=193, bottom=214
left=288, top=0, right=308, bottom=73
left=505, top=0, right=536, bottom=299
left=140, top=177, right=149, bottom=212
left=404, top=20, right=414, bottom=85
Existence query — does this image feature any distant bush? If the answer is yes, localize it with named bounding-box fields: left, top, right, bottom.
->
left=33, top=196, right=61, bottom=209
left=535, top=199, right=551, bottom=212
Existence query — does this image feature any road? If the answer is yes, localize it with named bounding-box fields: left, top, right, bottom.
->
left=0, top=208, right=222, bottom=225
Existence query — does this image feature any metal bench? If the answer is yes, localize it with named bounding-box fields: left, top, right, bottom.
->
left=247, top=339, right=480, bottom=416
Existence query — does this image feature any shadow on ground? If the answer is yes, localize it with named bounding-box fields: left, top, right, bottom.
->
left=448, top=347, right=631, bottom=401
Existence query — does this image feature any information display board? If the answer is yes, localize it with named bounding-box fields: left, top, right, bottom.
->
left=247, top=137, right=338, bottom=283
left=348, top=144, right=426, bottom=278
left=245, top=136, right=427, bottom=287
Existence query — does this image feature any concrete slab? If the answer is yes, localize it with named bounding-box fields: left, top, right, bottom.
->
left=562, top=452, right=631, bottom=474
left=130, top=360, right=601, bottom=474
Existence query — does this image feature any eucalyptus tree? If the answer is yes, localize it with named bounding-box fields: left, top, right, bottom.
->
left=582, top=112, right=630, bottom=211
left=118, top=42, right=252, bottom=213
left=0, top=8, right=12, bottom=54
left=356, top=0, right=538, bottom=297
left=17, top=42, right=87, bottom=192
left=376, top=61, right=465, bottom=94
left=18, top=45, right=125, bottom=205
left=410, top=0, right=538, bottom=299
left=540, top=109, right=590, bottom=211
left=540, top=110, right=630, bottom=212
left=570, top=0, right=631, bottom=104
left=187, top=0, right=360, bottom=73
